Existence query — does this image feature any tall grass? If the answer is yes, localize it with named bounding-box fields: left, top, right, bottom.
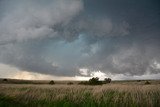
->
left=0, top=84, right=160, bottom=107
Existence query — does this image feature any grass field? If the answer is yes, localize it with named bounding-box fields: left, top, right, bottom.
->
left=0, top=80, right=160, bottom=107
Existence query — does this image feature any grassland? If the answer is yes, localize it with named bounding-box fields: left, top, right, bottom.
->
left=0, top=79, right=160, bottom=107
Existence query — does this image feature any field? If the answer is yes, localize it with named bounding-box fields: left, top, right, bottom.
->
left=0, top=79, right=160, bottom=107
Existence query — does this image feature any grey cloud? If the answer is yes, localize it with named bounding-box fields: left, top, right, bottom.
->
left=78, top=38, right=160, bottom=76
left=0, top=0, right=129, bottom=45
left=0, top=0, right=160, bottom=78
left=0, top=43, right=55, bottom=74
left=0, top=0, right=130, bottom=76
left=0, top=0, right=83, bottom=44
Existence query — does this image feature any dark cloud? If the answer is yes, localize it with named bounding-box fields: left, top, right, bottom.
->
left=0, top=0, right=160, bottom=77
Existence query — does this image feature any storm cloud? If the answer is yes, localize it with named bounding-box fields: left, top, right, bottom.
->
left=0, top=0, right=160, bottom=78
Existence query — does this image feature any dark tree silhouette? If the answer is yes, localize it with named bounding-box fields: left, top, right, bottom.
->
left=49, top=80, right=55, bottom=85
left=3, top=79, right=8, bottom=82
left=104, top=78, right=111, bottom=83
left=89, top=77, right=102, bottom=85
left=145, top=81, right=150, bottom=85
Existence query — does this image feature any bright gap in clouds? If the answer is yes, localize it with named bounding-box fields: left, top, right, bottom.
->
left=0, top=63, right=160, bottom=81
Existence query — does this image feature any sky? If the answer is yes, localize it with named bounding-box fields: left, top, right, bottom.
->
left=0, top=0, right=160, bottom=80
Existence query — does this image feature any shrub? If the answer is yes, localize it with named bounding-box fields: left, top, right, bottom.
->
left=79, top=77, right=104, bottom=85
left=137, top=80, right=141, bottom=82
left=67, top=82, right=73, bottom=85
left=49, top=80, right=55, bottom=85
left=78, top=81, right=89, bottom=85
left=104, top=78, right=111, bottom=83
left=145, top=81, right=150, bottom=85
left=3, top=79, right=8, bottom=82
left=89, top=77, right=102, bottom=85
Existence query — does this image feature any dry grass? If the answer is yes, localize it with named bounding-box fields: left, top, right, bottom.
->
left=0, top=83, right=160, bottom=107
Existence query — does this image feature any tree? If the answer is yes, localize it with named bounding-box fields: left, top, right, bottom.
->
left=89, top=77, right=102, bottom=85
left=49, top=80, right=55, bottom=85
left=67, top=82, right=73, bottom=85
left=104, top=78, right=111, bottom=83
left=3, top=79, right=8, bottom=82
left=145, top=81, right=150, bottom=85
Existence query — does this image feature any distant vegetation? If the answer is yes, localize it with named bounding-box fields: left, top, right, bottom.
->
left=79, top=77, right=111, bottom=85
left=67, top=82, right=73, bottom=85
left=104, top=78, right=111, bottom=83
left=49, top=80, right=55, bottom=85
left=137, top=80, right=141, bottom=82
left=145, top=80, right=151, bottom=85
left=2, top=79, right=8, bottom=82
left=89, top=77, right=102, bottom=85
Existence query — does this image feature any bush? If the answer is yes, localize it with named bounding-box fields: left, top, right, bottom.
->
left=78, top=81, right=89, bottom=85
left=145, top=81, right=150, bottom=85
left=104, top=78, right=111, bottom=83
left=137, top=80, right=141, bottom=82
left=79, top=77, right=107, bottom=85
left=67, top=82, right=73, bottom=85
left=89, top=77, right=102, bottom=85
left=49, top=80, right=55, bottom=85
left=3, top=79, right=8, bottom=82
